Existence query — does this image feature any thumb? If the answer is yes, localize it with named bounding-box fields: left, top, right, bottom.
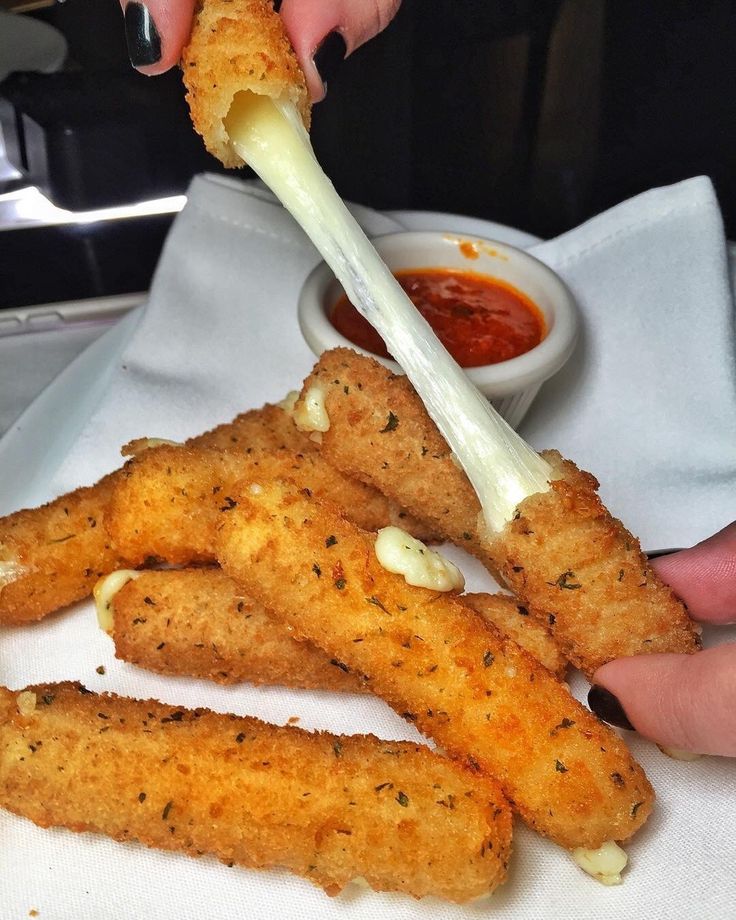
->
left=650, top=521, right=736, bottom=625
left=589, top=644, right=736, bottom=756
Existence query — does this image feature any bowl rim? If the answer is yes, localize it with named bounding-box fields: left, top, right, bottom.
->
left=298, top=230, right=579, bottom=397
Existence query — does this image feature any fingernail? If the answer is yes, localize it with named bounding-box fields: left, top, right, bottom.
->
left=588, top=685, right=635, bottom=731
left=646, top=547, right=685, bottom=559
left=313, top=31, right=347, bottom=88
left=273, top=0, right=283, bottom=12
left=124, top=2, right=162, bottom=68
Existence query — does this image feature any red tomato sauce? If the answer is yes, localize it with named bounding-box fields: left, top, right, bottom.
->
left=329, top=269, right=545, bottom=368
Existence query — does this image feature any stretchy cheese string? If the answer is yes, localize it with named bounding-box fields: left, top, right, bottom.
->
left=224, top=92, right=552, bottom=534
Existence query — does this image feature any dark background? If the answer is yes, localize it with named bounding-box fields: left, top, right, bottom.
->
left=2, top=0, right=735, bottom=307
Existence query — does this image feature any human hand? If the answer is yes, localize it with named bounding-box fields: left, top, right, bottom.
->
left=588, top=522, right=736, bottom=756
left=120, top=0, right=402, bottom=101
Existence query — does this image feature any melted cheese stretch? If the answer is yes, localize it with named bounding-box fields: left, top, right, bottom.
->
left=224, top=93, right=552, bottom=532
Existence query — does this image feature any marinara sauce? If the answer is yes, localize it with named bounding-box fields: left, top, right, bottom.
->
left=330, top=269, right=545, bottom=367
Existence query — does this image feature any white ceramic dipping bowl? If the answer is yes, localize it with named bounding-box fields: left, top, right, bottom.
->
left=298, top=231, right=579, bottom=428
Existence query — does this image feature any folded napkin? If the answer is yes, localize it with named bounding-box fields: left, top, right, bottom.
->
left=2, top=174, right=735, bottom=920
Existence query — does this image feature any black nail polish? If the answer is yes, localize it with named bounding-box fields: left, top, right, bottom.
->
left=273, top=0, right=283, bottom=12
left=646, top=547, right=685, bottom=559
left=125, top=2, right=162, bottom=68
left=588, top=686, right=635, bottom=731
left=313, top=31, right=347, bottom=88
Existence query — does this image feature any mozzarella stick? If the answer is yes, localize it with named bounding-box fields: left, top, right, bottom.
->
left=217, top=479, right=654, bottom=852
left=0, top=683, right=511, bottom=902
left=294, top=349, right=700, bottom=676
left=0, top=473, right=127, bottom=624
left=183, top=0, right=310, bottom=169
left=107, top=444, right=423, bottom=568
left=102, top=567, right=363, bottom=692
left=100, top=567, right=565, bottom=689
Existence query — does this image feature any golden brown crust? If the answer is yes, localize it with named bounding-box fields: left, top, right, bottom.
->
left=217, top=479, right=654, bottom=850
left=0, top=473, right=128, bottom=624
left=111, top=568, right=363, bottom=692
left=487, top=451, right=701, bottom=677
left=0, top=682, right=511, bottom=902
left=463, top=592, right=567, bottom=680
left=182, top=0, right=310, bottom=168
left=190, top=402, right=437, bottom=541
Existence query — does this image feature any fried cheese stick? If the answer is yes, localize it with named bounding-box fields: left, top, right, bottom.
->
left=0, top=683, right=511, bottom=902
left=107, top=444, right=421, bottom=567
left=182, top=0, right=311, bottom=168
left=103, top=567, right=363, bottom=692
left=100, top=568, right=565, bottom=689
left=216, top=479, right=654, bottom=851
left=295, top=349, right=700, bottom=677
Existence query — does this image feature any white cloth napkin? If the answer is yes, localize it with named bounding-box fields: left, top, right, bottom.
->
left=2, top=174, right=735, bottom=919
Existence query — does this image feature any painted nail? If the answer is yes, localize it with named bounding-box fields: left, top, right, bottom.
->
left=124, top=2, right=162, bottom=68
left=313, top=31, right=347, bottom=88
left=646, top=547, right=685, bottom=559
left=588, top=685, right=635, bottom=731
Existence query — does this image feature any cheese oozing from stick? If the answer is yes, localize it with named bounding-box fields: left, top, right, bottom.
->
left=93, top=570, right=142, bottom=634
left=375, top=526, right=464, bottom=592
left=224, top=92, right=552, bottom=532
left=571, top=841, right=628, bottom=885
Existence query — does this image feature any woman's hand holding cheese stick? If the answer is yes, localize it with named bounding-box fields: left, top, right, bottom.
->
left=120, top=0, right=401, bottom=100
left=590, top=523, right=736, bottom=757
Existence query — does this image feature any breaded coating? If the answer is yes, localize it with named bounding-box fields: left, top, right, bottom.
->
left=0, top=683, right=512, bottom=902
left=107, top=445, right=421, bottom=567
left=216, top=479, right=654, bottom=851
left=182, top=0, right=310, bottom=169
left=296, top=350, right=700, bottom=676
left=463, top=593, right=567, bottom=680
left=486, top=451, right=700, bottom=677
left=107, top=568, right=564, bottom=689
left=109, top=568, right=363, bottom=692
left=295, top=348, right=484, bottom=555
left=0, top=473, right=127, bottom=624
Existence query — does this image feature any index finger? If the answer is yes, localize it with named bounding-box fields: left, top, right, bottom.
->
left=280, top=0, right=402, bottom=101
